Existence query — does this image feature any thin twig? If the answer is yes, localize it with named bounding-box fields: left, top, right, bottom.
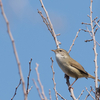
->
left=57, top=92, right=67, bottom=100
left=26, top=58, right=32, bottom=94
left=11, top=79, right=21, bottom=100
left=85, top=26, right=92, bottom=37
left=85, top=86, right=93, bottom=100
left=93, top=19, right=100, bottom=29
left=81, top=22, right=91, bottom=25
left=49, top=89, right=52, bottom=100
left=81, top=29, right=92, bottom=33
left=77, top=90, right=84, bottom=100
left=85, top=87, right=95, bottom=100
left=96, top=41, right=100, bottom=47
left=94, top=20, right=100, bottom=28
left=94, top=28, right=98, bottom=34
left=35, top=63, right=47, bottom=100
left=87, top=14, right=90, bottom=18
left=28, top=86, right=33, bottom=93
left=84, top=27, right=100, bottom=46
left=38, top=0, right=60, bottom=48
left=32, top=79, right=44, bottom=100
left=93, top=18, right=100, bottom=29
left=50, top=57, right=58, bottom=100
left=56, top=33, right=61, bottom=36
left=0, top=1, right=27, bottom=100
left=92, top=17, right=98, bottom=22
left=68, top=29, right=81, bottom=53
left=85, top=39, right=93, bottom=42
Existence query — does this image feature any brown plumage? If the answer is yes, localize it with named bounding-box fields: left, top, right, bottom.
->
left=52, top=48, right=100, bottom=88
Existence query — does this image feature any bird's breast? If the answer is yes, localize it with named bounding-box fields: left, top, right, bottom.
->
left=56, top=54, right=69, bottom=74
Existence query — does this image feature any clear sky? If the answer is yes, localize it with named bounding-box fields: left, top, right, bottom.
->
left=0, top=0, right=100, bottom=100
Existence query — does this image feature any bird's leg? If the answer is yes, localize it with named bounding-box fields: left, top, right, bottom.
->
left=68, top=78, right=78, bottom=90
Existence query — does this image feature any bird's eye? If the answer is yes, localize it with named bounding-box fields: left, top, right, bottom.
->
left=59, top=50, right=62, bottom=52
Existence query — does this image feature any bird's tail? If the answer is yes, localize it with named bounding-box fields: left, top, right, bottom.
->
left=88, top=74, right=100, bottom=82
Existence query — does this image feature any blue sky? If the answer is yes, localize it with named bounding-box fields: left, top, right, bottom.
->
left=0, top=0, right=100, bottom=100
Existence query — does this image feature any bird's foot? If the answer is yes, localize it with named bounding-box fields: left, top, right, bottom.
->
left=68, top=85, right=74, bottom=91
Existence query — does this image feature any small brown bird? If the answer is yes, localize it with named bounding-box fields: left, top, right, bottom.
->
left=52, top=48, right=100, bottom=88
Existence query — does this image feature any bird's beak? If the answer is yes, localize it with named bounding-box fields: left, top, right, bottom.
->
left=51, top=49, right=56, bottom=53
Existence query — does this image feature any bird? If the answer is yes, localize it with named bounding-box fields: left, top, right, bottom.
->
left=51, top=48, right=100, bottom=88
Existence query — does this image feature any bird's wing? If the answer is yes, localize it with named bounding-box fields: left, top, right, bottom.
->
left=68, top=57, right=88, bottom=75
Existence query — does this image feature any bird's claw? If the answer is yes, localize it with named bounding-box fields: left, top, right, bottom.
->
left=68, top=86, right=74, bottom=91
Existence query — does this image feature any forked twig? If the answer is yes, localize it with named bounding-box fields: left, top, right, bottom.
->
left=85, top=87, right=95, bottom=100
left=38, top=0, right=60, bottom=48
left=94, top=20, right=100, bottom=28
left=85, top=86, right=93, bottom=100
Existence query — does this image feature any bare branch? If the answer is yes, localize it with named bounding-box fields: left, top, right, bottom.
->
left=56, top=33, right=61, bottom=36
left=96, top=41, right=100, bottom=47
left=93, top=19, right=100, bottom=29
left=83, top=26, right=100, bottom=46
left=0, top=0, right=27, bottom=99
left=28, top=86, right=33, bottom=93
left=77, top=90, right=84, bottom=100
left=64, top=74, right=77, bottom=100
left=94, top=28, right=98, bottom=34
left=11, top=79, right=21, bottom=100
left=38, top=0, right=60, bottom=48
left=87, top=14, right=90, bottom=18
left=49, top=89, right=52, bottom=100
left=94, top=21, right=100, bottom=28
left=85, top=39, right=93, bottom=42
left=90, top=86, right=95, bottom=95
left=35, top=63, right=47, bottom=100
left=57, top=92, right=67, bottom=100
left=81, top=29, right=92, bottom=33
left=92, top=17, right=98, bottom=22
left=86, top=26, right=92, bottom=37
left=68, top=29, right=81, bottom=53
left=50, top=57, right=58, bottom=100
left=26, top=58, right=32, bottom=94
left=90, top=0, right=98, bottom=96
left=32, top=79, right=44, bottom=100
left=85, top=87, right=92, bottom=100
left=81, top=22, right=91, bottom=25
left=85, top=87, right=95, bottom=100
left=84, top=39, right=100, bottom=47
